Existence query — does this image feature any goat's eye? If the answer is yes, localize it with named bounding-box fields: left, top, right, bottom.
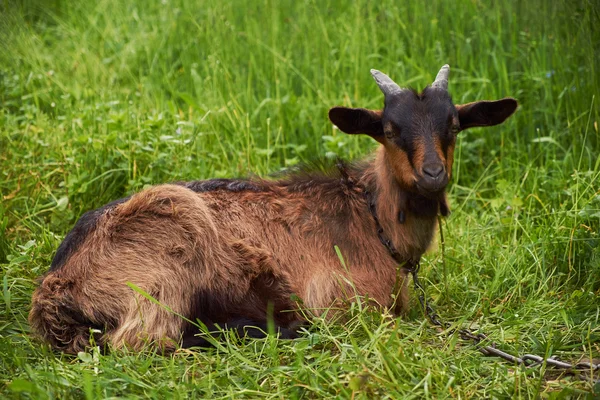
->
left=384, top=129, right=395, bottom=139
left=450, top=125, right=460, bottom=135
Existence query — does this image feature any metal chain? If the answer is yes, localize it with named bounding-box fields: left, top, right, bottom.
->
left=365, top=188, right=405, bottom=264
left=410, top=263, right=600, bottom=376
left=364, top=189, right=600, bottom=380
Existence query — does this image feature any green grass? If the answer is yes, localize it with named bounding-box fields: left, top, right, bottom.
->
left=1, top=0, right=599, bottom=397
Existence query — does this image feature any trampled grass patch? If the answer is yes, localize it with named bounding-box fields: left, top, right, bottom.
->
left=1, top=0, right=599, bottom=398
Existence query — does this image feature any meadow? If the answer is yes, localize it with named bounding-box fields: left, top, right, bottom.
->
left=1, top=0, right=599, bottom=398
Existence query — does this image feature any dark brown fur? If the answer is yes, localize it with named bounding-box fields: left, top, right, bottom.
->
left=29, top=74, right=518, bottom=354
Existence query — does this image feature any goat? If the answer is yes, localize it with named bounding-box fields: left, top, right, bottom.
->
left=29, top=65, right=518, bottom=353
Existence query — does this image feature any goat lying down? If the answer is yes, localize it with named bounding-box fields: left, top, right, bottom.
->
left=29, top=65, right=517, bottom=353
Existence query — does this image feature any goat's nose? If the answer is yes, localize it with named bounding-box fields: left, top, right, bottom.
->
left=422, top=163, right=444, bottom=179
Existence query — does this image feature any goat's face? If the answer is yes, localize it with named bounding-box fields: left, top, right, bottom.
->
left=378, top=87, right=456, bottom=195
left=329, top=65, right=518, bottom=198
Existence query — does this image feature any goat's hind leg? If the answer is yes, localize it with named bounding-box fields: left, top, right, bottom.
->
left=106, top=289, right=191, bottom=352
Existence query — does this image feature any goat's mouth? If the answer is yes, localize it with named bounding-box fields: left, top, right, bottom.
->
left=414, top=176, right=448, bottom=197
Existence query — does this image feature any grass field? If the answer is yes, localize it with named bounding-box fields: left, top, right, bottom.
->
left=1, top=0, right=599, bottom=398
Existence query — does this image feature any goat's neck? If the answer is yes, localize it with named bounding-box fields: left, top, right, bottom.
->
left=361, top=146, right=440, bottom=259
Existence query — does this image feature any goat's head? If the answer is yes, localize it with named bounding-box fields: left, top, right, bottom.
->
left=329, top=65, right=518, bottom=198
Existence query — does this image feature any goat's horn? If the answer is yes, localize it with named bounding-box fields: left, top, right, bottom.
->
left=370, top=69, right=403, bottom=96
left=431, top=64, right=450, bottom=91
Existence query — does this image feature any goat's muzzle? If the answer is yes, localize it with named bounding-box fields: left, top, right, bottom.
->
left=416, top=163, right=448, bottom=196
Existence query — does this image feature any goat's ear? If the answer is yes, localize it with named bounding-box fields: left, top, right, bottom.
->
left=456, top=98, right=518, bottom=131
left=328, top=107, right=384, bottom=142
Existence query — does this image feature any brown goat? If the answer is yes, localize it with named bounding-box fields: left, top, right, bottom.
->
left=29, top=65, right=517, bottom=353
